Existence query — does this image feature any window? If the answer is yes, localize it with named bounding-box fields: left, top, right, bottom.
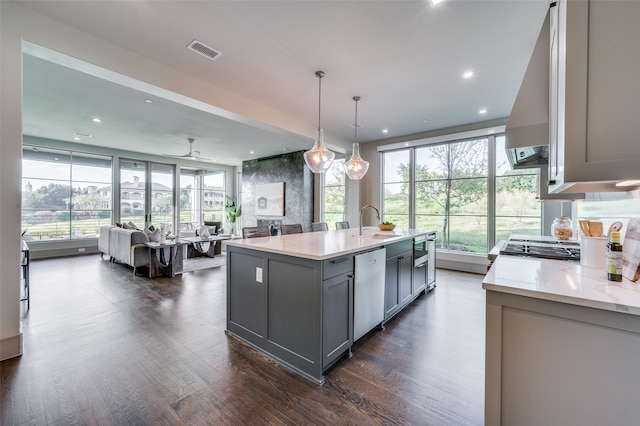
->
left=22, top=146, right=112, bottom=240
left=382, top=150, right=410, bottom=228
left=180, top=168, right=226, bottom=231
left=575, top=194, right=640, bottom=240
left=380, top=130, right=542, bottom=254
left=415, top=138, right=488, bottom=252
left=495, top=135, right=540, bottom=241
left=321, top=158, right=347, bottom=224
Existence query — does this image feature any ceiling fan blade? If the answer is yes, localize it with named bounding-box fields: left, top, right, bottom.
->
left=161, top=138, right=212, bottom=161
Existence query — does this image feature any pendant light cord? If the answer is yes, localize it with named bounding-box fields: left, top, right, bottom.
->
left=317, top=72, right=322, bottom=129
left=353, top=96, right=359, bottom=142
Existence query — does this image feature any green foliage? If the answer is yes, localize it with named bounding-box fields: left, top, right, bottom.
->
left=225, top=196, right=242, bottom=223
left=55, top=210, right=71, bottom=221
left=22, top=183, right=71, bottom=210
left=152, top=193, right=173, bottom=214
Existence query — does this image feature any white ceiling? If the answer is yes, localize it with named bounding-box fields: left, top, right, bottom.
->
left=18, top=0, right=549, bottom=166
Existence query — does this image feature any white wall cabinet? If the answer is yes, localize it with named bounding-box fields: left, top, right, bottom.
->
left=549, top=0, right=640, bottom=193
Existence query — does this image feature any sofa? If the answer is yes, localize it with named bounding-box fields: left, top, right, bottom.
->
left=99, top=225, right=150, bottom=275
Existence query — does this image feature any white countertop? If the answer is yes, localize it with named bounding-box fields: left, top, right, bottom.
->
left=225, top=227, right=431, bottom=260
left=483, top=256, right=640, bottom=316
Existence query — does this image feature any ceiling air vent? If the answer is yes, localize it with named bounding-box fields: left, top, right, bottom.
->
left=187, top=40, right=222, bottom=61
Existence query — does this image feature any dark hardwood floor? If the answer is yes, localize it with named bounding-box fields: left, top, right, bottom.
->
left=1, top=254, right=485, bottom=425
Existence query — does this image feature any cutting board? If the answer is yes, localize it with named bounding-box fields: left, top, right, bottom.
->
left=622, top=218, right=640, bottom=282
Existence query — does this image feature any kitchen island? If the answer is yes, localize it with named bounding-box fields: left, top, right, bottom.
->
left=483, top=256, right=640, bottom=425
left=225, top=228, right=434, bottom=384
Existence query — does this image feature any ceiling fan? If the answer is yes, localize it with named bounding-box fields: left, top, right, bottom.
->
left=163, top=138, right=211, bottom=161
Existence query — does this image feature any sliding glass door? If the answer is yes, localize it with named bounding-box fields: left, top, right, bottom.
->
left=179, top=168, right=225, bottom=232
left=120, top=159, right=175, bottom=232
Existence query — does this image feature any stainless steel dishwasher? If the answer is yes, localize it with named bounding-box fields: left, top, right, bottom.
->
left=354, top=247, right=386, bottom=341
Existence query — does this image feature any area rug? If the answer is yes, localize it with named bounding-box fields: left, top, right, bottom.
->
left=182, top=253, right=226, bottom=273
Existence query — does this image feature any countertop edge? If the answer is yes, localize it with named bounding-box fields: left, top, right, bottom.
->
left=225, top=229, right=432, bottom=261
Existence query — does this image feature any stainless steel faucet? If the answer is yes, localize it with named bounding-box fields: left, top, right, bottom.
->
left=359, top=205, right=380, bottom=235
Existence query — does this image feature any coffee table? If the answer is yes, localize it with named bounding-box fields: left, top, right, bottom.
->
left=181, top=235, right=230, bottom=258
left=145, top=240, right=188, bottom=278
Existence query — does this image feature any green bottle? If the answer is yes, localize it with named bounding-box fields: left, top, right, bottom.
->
left=606, top=231, right=623, bottom=282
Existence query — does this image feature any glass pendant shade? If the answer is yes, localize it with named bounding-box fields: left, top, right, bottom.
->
left=344, top=95, right=369, bottom=180
left=304, top=71, right=334, bottom=173
left=304, top=128, right=335, bottom=173
left=344, top=142, right=369, bottom=180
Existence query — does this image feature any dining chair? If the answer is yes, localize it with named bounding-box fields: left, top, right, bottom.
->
left=335, top=221, right=350, bottom=230
left=242, top=226, right=271, bottom=239
left=280, top=224, right=303, bottom=235
left=311, top=222, right=328, bottom=232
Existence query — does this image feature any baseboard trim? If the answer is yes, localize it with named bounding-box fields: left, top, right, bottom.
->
left=0, top=332, right=23, bottom=361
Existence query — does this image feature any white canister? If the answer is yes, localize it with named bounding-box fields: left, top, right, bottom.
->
left=580, top=236, right=608, bottom=268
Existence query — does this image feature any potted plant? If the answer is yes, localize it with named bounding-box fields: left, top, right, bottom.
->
left=225, top=196, right=242, bottom=235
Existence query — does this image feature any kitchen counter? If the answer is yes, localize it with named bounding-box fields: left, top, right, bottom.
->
left=483, top=255, right=640, bottom=315
left=483, top=256, right=640, bottom=425
left=225, top=227, right=427, bottom=260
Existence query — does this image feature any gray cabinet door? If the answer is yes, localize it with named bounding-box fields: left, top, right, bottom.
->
left=322, top=272, right=353, bottom=368
left=398, top=253, right=413, bottom=306
left=385, top=250, right=413, bottom=321
left=413, top=261, right=427, bottom=294
left=385, top=256, right=400, bottom=320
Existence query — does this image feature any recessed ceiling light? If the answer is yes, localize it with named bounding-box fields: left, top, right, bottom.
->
left=92, top=117, right=102, bottom=123
left=463, top=70, right=474, bottom=79
left=479, top=108, right=488, bottom=114
left=382, top=128, right=389, bottom=134
left=144, top=99, right=152, bottom=104
left=73, top=137, right=80, bottom=141
left=430, top=0, right=445, bottom=6
left=250, top=150, right=254, bottom=154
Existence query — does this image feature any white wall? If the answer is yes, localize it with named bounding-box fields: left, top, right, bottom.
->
left=0, top=1, right=26, bottom=360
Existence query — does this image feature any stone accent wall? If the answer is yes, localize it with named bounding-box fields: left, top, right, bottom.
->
left=241, top=151, right=314, bottom=232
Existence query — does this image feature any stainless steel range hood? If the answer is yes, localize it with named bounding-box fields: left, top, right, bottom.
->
left=505, top=10, right=550, bottom=169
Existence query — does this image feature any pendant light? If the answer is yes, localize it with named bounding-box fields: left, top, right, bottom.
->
left=304, top=71, right=335, bottom=173
left=344, top=96, right=369, bottom=180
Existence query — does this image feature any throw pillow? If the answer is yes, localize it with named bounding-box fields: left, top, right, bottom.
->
left=143, top=227, right=161, bottom=242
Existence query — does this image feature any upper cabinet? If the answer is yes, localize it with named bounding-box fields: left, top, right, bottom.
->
left=548, top=0, right=640, bottom=194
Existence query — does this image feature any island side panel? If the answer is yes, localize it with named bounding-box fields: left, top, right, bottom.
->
left=227, top=249, right=267, bottom=339
left=267, top=257, right=320, bottom=366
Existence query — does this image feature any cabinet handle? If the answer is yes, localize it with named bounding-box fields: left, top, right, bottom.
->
left=397, top=256, right=404, bottom=260
left=330, top=258, right=350, bottom=264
